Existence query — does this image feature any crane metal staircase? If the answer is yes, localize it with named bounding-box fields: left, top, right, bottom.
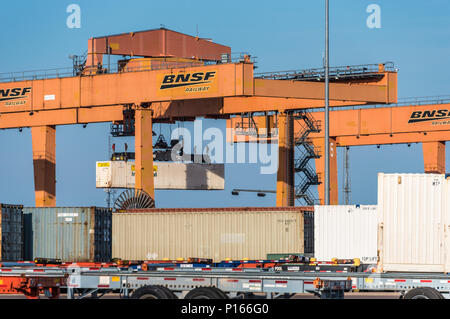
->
left=294, top=111, right=321, bottom=206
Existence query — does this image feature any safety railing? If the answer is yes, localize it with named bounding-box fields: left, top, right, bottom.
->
left=0, top=52, right=256, bottom=82
left=379, top=95, right=450, bottom=107
left=0, top=67, right=75, bottom=82
left=308, top=95, right=450, bottom=114
left=255, top=62, right=396, bottom=81
left=0, top=52, right=257, bottom=83
left=0, top=62, right=205, bottom=82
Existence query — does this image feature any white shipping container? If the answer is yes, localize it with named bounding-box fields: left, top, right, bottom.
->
left=96, top=161, right=225, bottom=190
left=112, top=207, right=312, bottom=261
left=96, top=161, right=133, bottom=188
left=377, top=173, right=450, bottom=273
left=445, top=178, right=450, bottom=273
left=314, top=205, right=378, bottom=263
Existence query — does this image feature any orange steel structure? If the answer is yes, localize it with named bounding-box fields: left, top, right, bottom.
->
left=0, top=271, right=65, bottom=299
left=0, top=28, right=397, bottom=207
left=87, top=28, right=231, bottom=67
left=228, top=101, right=450, bottom=204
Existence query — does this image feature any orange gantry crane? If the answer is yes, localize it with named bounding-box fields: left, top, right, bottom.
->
left=228, top=98, right=450, bottom=204
left=0, top=28, right=397, bottom=207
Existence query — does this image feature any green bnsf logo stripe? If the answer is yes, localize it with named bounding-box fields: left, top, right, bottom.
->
left=160, top=71, right=215, bottom=90
left=408, top=109, right=450, bottom=123
left=0, top=87, right=31, bottom=102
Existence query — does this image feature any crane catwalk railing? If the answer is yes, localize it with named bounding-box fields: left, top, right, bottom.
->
left=302, top=95, right=450, bottom=114
left=0, top=52, right=256, bottom=83
left=255, top=62, right=395, bottom=81
left=0, top=61, right=391, bottom=84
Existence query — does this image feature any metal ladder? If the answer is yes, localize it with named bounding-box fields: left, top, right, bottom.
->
left=71, top=51, right=87, bottom=76
left=294, top=111, right=321, bottom=205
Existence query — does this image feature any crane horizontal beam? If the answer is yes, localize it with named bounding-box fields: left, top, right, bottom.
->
left=0, top=105, right=124, bottom=129
left=253, top=72, right=396, bottom=103
left=326, top=131, right=450, bottom=147
left=0, top=62, right=396, bottom=129
left=227, top=103, right=450, bottom=145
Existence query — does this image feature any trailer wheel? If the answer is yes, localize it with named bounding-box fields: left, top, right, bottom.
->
left=237, top=292, right=258, bottom=299
left=185, top=287, right=227, bottom=299
left=403, top=287, right=444, bottom=299
left=131, top=285, right=171, bottom=299
left=157, top=286, right=178, bottom=299
left=210, top=287, right=229, bottom=299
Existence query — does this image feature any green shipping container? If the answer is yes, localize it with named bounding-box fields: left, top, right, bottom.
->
left=24, top=207, right=112, bottom=262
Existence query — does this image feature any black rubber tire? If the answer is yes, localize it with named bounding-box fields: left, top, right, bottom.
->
left=131, top=285, right=170, bottom=299
left=237, top=292, right=258, bottom=299
left=403, top=287, right=444, bottom=299
left=209, top=287, right=229, bottom=299
left=157, top=286, right=178, bottom=299
left=185, top=287, right=226, bottom=299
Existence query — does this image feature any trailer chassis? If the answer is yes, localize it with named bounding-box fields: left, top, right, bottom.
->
left=1, top=265, right=449, bottom=299
left=66, top=268, right=352, bottom=299
left=66, top=268, right=450, bottom=300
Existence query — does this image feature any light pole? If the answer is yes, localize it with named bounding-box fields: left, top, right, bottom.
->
left=324, top=0, right=330, bottom=205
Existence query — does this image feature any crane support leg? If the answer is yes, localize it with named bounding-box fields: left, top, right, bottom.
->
left=135, top=108, right=155, bottom=200
left=313, top=137, right=338, bottom=205
left=31, top=125, right=56, bottom=207
left=422, top=141, right=445, bottom=174
left=276, top=113, right=294, bottom=207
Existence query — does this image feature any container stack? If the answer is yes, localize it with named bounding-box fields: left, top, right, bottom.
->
left=0, top=204, right=23, bottom=261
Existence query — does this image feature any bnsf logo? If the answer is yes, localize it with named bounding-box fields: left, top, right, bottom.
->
left=408, top=109, right=450, bottom=123
left=0, top=87, right=31, bottom=102
left=160, top=71, right=216, bottom=90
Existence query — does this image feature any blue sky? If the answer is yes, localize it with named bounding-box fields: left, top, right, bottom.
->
left=0, top=0, right=449, bottom=207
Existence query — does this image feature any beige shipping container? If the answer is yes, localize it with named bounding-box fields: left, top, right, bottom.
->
left=112, top=207, right=312, bottom=261
left=377, top=173, right=450, bottom=273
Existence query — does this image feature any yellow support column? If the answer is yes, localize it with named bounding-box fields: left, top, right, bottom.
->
left=276, top=112, right=294, bottom=207
left=31, top=125, right=56, bottom=207
left=135, top=108, right=155, bottom=200
left=313, top=137, right=338, bottom=205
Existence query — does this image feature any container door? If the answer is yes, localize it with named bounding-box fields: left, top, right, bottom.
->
left=378, top=174, right=446, bottom=272
left=303, top=212, right=314, bottom=255
left=1, top=205, right=24, bottom=261
left=94, top=208, right=112, bottom=262
left=24, top=207, right=91, bottom=262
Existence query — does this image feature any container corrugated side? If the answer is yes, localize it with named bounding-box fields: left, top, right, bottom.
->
left=0, top=204, right=24, bottom=261
left=24, top=207, right=111, bottom=262
left=378, top=173, right=448, bottom=272
left=314, top=205, right=377, bottom=263
left=113, top=207, right=311, bottom=261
